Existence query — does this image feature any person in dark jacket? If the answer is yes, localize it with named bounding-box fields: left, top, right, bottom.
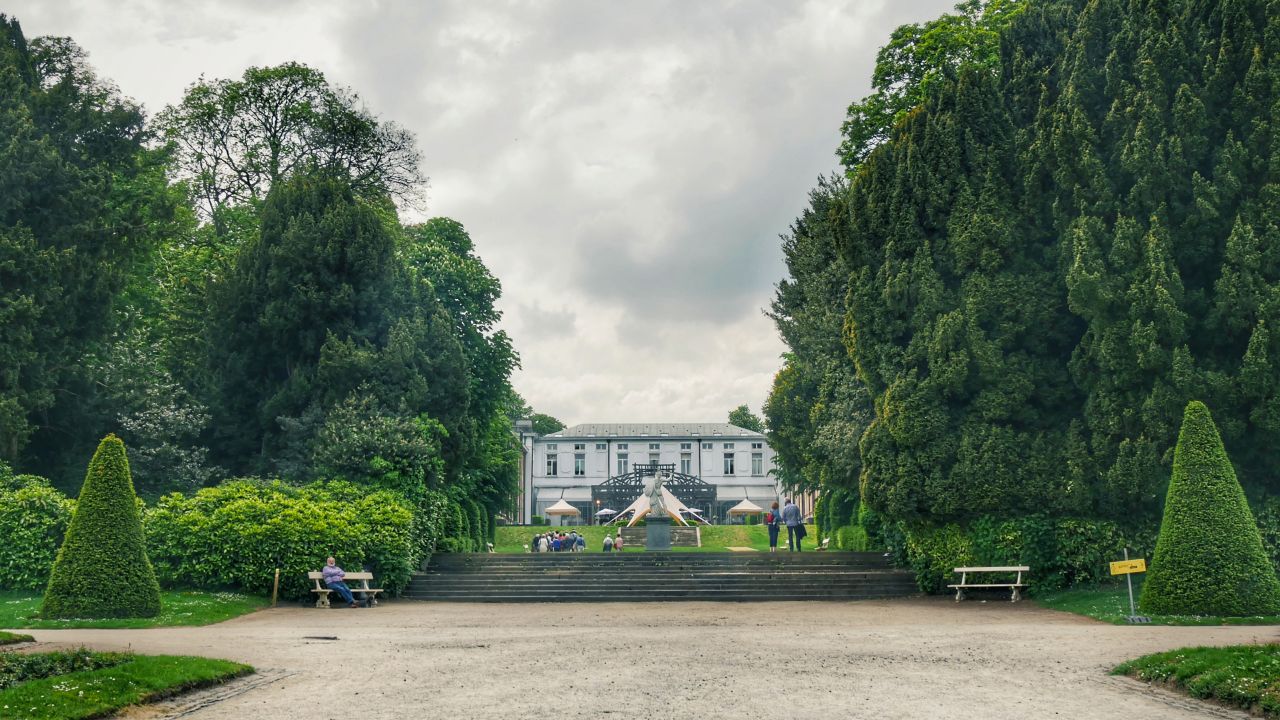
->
left=767, top=501, right=781, bottom=553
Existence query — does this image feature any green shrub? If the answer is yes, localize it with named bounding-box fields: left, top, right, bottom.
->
left=0, top=473, right=74, bottom=590
left=900, top=516, right=1154, bottom=595
left=813, top=495, right=828, bottom=538
left=43, top=435, right=162, bottom=619
left=0, top=648, right=131, bottom=690
left=1140, top=402, right=1280, bottom=616
left=904, top=523, right=975, bottom=593
left=835, top=525, right=869, bottom=551
left=144, top=479, right=416, bottom=600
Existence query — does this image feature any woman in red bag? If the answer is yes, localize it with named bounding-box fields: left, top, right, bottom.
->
left=766, top=501, right=781, bottom=553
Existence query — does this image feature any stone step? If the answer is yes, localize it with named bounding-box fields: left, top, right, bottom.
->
left=415, top=551, right=916, bottom=602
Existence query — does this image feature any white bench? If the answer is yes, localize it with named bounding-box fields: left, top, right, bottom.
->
left=307, top=571, right=383, bottom=608
left=948, top=566, right=1029, bottom=602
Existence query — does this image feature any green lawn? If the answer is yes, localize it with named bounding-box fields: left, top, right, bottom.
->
left=0, top=591, right=267, bottom=630
left=1036, top=582, right=1280, bottom=625
left=0, top=653, right=251, bottom=720
left=494, top=524, right=819, bottom=553
left=1115, top=644, right=1280, bottom=716
left=0, top=631, right=32, bottom=646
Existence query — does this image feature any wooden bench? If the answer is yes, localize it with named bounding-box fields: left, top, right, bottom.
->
left=307, top=571, right=383, bottom=608
left=948, top=566, right=1029, bottom=602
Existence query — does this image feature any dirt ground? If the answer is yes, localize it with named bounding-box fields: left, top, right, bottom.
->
left=18, top=597, right=1280, bottom=719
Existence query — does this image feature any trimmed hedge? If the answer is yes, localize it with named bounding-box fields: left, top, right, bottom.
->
left=145, top=479, right=419, bottom=600
left=897, top=516, right=1155, bottom=595
left=0, top=470, right=73, bottom=590
left=43, top=435, right=162, bottom=619
left=1140, top=402, right=1280, bottom=616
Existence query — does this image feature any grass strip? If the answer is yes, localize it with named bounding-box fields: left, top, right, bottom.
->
left=1036, top=583, right=1280, bottom=625
left=0, top=591, right=267, bottom=630
left=1115, top=644, right=1280, bottom=716
left=0, top=633, right=31, bottom=647
left=494, top=524, right=819, bottom=553
left=0, top=654, right=251, bottom=720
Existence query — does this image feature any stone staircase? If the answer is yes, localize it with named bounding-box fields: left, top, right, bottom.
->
left=404, top=551, right=918, bottom=602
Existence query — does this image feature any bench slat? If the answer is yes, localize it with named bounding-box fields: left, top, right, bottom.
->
left=953, top=566, right=1029, bottom=573
left=947, top=583, right=1027, bottom=588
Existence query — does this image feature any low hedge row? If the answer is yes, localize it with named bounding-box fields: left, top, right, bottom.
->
left=145, top=480, right=419, bottom=600
left=826, top=511, right=1157, bottom=595
left=0, top=462, right=483, bottom=601
left=0, top=470, right=74, bottom=591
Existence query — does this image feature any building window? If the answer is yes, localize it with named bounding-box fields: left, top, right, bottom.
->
left=574, top=443, right=585, bottom=451
left=649, top=453, right=660, bottom=465
left=680, top=442, right=692, bottom=450
left=574, top=454, right=586, bottom=476
left=751, top=442, right=763, bottom=449
left=546, top=454, right=558, bottom=476
left=546, top=444, right=557, bottom=451
left=680, top=453, right=692, bottom=474
left=649, top=442, right=660, bottom=450
left=617, top=454, right=629, bottom=475
left=751, top=453, right=763, bottom=476
left=617, top=443, right=629, bottom=450
left=596, top=443, right=606, bottom=451
left=702, top=442, right=712, bottom=450
left=723, top=442, right=735, bottom=450
left=723, top=453, right=735, bottom=475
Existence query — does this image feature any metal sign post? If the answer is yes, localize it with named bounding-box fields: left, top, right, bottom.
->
left=1109, top=549, right=1150, bottom=624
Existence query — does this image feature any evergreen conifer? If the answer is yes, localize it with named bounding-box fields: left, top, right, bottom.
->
left=1139, top=402, right=1280, bottom=616
left=42, top=435, right=162, bottom=619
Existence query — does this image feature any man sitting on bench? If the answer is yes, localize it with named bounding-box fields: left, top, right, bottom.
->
left=322, top=556, right=360, bottom=608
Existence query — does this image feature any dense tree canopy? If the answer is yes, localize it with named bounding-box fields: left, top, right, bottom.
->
left=0, top=16, right=178, bottom=479
left=0, top=15, right=522, bottom=535
left=838, top=0, right=1025, bottom=170
left=160, top=62, right=424, bottom=223
left=772, top=0, right=1280, bottom=533
left=727, top=405, right=765, bottom=433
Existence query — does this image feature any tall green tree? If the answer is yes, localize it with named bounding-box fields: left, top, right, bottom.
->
left=159, top=62, right=423, bottom=226
left=204, top=172, right=467, bottom=482
left=727, top=405, right=764, bottom=433
left=773, top=0, right=1280, bottom=533
left=0, top=18, right=178, bottom=483
left=838, top=0, right=1026, bottom=170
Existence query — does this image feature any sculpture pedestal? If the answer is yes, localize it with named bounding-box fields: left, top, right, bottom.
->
left=645, top=515, right=672, bottom=551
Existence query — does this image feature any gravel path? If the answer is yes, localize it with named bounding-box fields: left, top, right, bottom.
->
left=18, top=597, right=1280, bottom=719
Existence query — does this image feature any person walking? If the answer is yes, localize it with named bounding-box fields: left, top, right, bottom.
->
left=614, top=530, right=624, bottom=551
left=575, top=533, right=586, bottom=552
left=782, top=498, right=804, bottom=552
left=603, top=534, right=614, bottom=552
left=539, top=534, right=550, bottom=553
left=766, top=501, right=781, bottom=553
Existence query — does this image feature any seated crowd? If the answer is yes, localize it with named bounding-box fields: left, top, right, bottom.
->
left=531, top=530, right=625, bottom=552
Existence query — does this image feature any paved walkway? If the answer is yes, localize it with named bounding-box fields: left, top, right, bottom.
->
left=21, top=598, right=1280, bottom=719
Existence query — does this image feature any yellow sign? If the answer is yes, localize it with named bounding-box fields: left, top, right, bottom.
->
left=1110, top=559, right=1146, bottom=575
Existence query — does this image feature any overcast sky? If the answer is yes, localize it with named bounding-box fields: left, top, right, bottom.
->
left=11, top=0, right=954, bottom=425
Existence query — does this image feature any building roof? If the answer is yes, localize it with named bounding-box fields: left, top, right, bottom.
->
left=544, top=423, right=764, bottom=439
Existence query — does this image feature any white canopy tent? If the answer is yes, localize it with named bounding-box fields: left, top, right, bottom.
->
left=544, top=499, right=581, bottom=517
left=727, top=499, right=765, bottom=516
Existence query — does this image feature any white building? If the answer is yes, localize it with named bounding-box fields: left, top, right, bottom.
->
left=515, top=423, right=779, bottom=525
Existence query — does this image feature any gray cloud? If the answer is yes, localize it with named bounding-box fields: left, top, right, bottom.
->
left=9, top=0, right=957, bottom=423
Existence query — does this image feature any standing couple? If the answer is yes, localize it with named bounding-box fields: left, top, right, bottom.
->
left=766, top=498, right=805, bottom=552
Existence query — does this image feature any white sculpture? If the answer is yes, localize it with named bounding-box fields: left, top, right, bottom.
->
left=643, top=468, right=670, bottom=521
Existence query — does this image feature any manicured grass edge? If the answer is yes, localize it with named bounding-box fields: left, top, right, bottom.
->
left=0, top=590, right=269, bottom=631
left=1036, top=585, right=1280, bottom=626
left=1113, top=644, right=1280, bottom=717
left=0, top=630, right=33, bottom=645
left=0, top=654, right=252, bottom=720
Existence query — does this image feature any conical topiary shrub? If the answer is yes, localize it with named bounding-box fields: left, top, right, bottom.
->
left=42, top=434, right=162, bottom=619
left=1139, top=401, right=1280, bottom=616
